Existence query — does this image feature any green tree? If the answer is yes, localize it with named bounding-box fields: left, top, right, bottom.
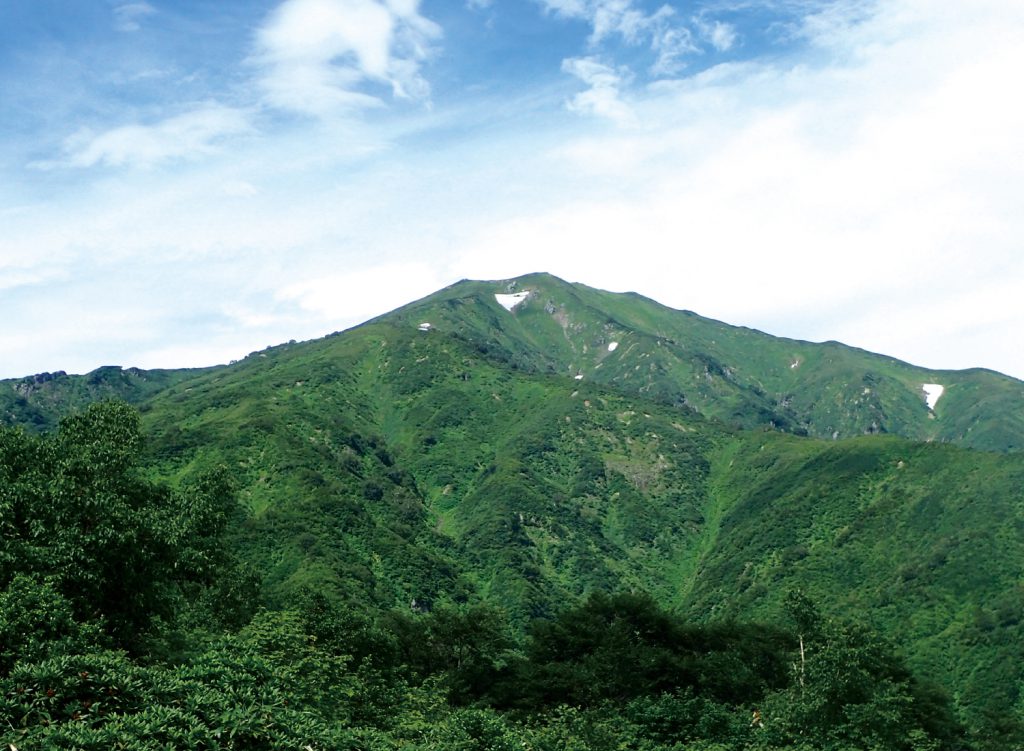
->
left=0, top=574, right=104, bottom=674
left=760, top=595, right=963, bottom=750
left=0, top=402, right=239, bottom=650
left=783, top=589, right=821, bottom=689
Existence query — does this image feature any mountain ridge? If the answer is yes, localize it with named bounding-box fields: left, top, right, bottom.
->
left=116, top=308, right=1024, bottom=736
left=371, top=273, right=1024, bottom=452
left=4, top=272, right=1023, bottom=452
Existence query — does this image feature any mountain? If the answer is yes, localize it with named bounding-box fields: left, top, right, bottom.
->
left=3, top=272, right=1024, bottom=743
left=5, top=272, right=1022, bottom=452
left=375, top=273, right=1024, bottom=452
left=0, top=364, right=212, bottom=432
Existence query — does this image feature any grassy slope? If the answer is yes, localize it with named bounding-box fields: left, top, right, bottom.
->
left=0, top=365, right=212, bottom=432
left=6, top=273, right=1022, bottom=452
left=138, top=334, right=471, bottom=611
left=689, top=433, right=1024, bottom=722
left=124, top=316, right=1024, bottom=727
left=138, top=325, right=720, bottom=621
left=380, top=273, right=1024, bottom=452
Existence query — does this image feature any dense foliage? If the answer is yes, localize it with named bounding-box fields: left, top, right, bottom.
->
left=0, top=402, right=995, bottom=749
left=0, top=366, right=208, bottom=433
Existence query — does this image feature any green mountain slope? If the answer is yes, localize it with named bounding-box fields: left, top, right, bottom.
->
left=377, top=273, right=1024, bottom=452
left=3, top=272, right=1023, bottom=739
left=138, top=324, right=719, bottom=620
left=120, top=311, right=1024, bottom=734
left=0, top=364, right=212, bottom=432
left=684, top=433, right=1024, bottom=730
left=6, top=273, right=1021, bottom=452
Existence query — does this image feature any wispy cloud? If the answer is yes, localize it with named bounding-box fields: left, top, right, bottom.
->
left=538, top=0, right=701, bottom=74
left=40, top=104, right=253, bottom=169
left=561, top=57, right=636, bottom=124
left=448, top=0, right=1024, bottom=377
left=649, top=24, right=700, bottom=76
left=3, top=0, right=1024, bottom=383
left=539, top=0, right=650, bottom=43
left=113, top=2, right=156, bottom=33
left=220, top=180, right=260, bottom=198
left=696, top=18, right=737, bottom=52
left=277, top=262, right=448, bottom=321
left=253, top=0, right=442, bottom=117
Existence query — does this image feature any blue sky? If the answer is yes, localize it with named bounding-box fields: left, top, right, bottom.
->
left=2, top=0, right=1023, bottom=380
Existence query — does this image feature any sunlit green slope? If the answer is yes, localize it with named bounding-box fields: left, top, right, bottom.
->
left=137, top=322, right=721, bottom=620
left=0, top=364, right=212, bottom=431
left=6, top=273, right=1022, bottom=451
left=683, top=433, right=1024, bottom=729
left=377, top=273, right=1024, bottom=452
left=124, top=311, right=1024, bottom=732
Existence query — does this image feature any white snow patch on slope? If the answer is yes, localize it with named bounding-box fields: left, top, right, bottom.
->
left=608, top=341, right=619, bottom=352
left=922, top=383, right=945, bottom=410
left=495, top=291, right=530, bottom=311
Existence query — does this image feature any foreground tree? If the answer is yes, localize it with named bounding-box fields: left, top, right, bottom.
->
left=0, top=402, right=239, bottom=653
left=758, top=592, right=964, bottom=751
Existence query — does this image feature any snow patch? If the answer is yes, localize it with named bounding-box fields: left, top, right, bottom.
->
left=608, top=341, right=619, bottom=352
left=922, top=383, right=944, bottom=411
left=495, top=291, right=530, bottom=311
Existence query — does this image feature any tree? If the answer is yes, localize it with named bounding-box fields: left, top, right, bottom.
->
left=783, top=589, right=821, bottom=688
left=0, top=402, right=240, bottom=650
left=762, top=591, right=964, bottom=751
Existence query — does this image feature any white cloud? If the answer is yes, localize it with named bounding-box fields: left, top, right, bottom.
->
left=590, top=1, right=658, bottom=45
left=113, top=2, right=156, bottom=32
left=649, top=24, right=700, bottom=75
left=538, top=0, right=588, bottom=19
left=220, top=303, right=282, bottom=329
left=253, top=0, right=441, bottom=116
left=697, top=19, right=737, bottom=52
left=221, top=180, right=259, bottom=197
left=277, top=262, right=449, bottom=323
left=0, top=267, right=67, bottom=293
left=539, top=0, right=646, bottom=43
left=46, top=104, right=253, bottom=169
left=0, top=297, right=162, bottom=376
left=4, top=0, right=1024, bottom=384
left=538, top=0, right=700, bottom=75
left=562, top=57, right=636, bottom=124
left=449, top=0, right=1024, bottom=377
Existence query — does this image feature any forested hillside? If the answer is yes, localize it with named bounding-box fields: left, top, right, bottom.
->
left=0, top=409, right=971, bottom=749
left=3, top=275, right=1023, bottom=749
left=0, top=365, right=211, bottom=433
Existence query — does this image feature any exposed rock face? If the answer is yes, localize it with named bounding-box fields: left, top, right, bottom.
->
left=30, top=371, right=67, bottom=384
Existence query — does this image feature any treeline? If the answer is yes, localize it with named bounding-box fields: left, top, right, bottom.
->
left=0, top=404, right=976, bottom=749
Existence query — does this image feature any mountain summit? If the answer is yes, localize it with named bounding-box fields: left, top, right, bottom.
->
left=373, top=272, right=1024, bottom=452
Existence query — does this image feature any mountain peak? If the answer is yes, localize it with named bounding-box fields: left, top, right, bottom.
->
left=375, top=273, right=1024, bottom=452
